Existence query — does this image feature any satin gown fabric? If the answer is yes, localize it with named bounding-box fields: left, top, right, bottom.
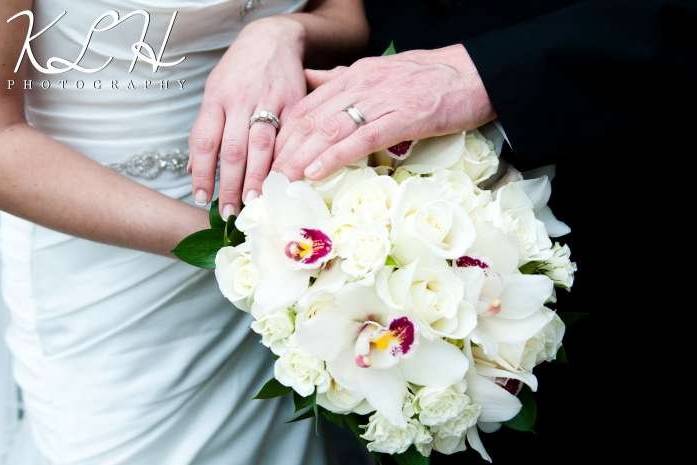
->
left=0, top=1, right=327, bottom=464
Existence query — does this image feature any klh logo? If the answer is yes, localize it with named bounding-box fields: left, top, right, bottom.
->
left=6, top=9, right=187, bottom=75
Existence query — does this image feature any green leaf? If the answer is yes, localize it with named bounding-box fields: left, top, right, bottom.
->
left=209, top=199, right=226, bottom=229
left=385, top=255, right=400, bottom=267
left=224, top=216, right=245, bottom=247
left=558, top=311, right=590, bottom=327
left=383, top=41, right=397, bottom=56
left=556, top=345, right=568, bottom=364
left=286, top=405, right=316, bottom=423
left=519, top=261, right=544, bottom=275
left=342, top=413, right=366, bottom=437
left=320, top=409, right=346, bottom=428
left=253, top=378, right=292, bottom=400
left=393, top=446, right=429, bottom=465
left=172, top=228, right=225, bottom=269
left=293, top=391, right=316, bottom=412
left=505, top=388, right=537, bottom=433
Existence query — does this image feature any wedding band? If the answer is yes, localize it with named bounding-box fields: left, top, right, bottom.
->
left=343, top=105, right=367, bottom=127
left=249, top=110, right=281, bottom=131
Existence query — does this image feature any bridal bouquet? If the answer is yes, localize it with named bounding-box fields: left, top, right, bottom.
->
left=174, top=129, right=576, bottom=464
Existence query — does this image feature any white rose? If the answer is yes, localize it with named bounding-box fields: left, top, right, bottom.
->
left=310, top=166, right=354, bottom=207
left=454, top=130, right=500, bottom=184
left=377, top=260, right=475, bottom=339
left=483, top=308, right=565, bottom=372
left=250, top=308, right=295, bottom=355
left=331, top=168, right=398, bottom=226
left=430, top=169, right=492, bottom=213
left=482, top=181, right=553, bottom=261
left=413, top=382, right=472, bottom=427
left=332, top=221, right=390, bottom=282
left=531, top=311, right=565, bottom=366
left=361, top=413, right=424, bottom=455
left=538, top=243, right=577, bottom=290
left=214, top=244, right=258, bottom=312
left=274, top=348, right=330, bottom=397
left=391, top=176, right=476, bottom=262
left=316, top=379, right=374, bottom=415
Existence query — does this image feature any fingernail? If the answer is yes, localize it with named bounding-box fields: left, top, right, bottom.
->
left=194, top=189, right=208, bottom=206
left=244, top=190, right=259, bottom=205
left=222, top=204, right=237, bottom=221
left=305, top=160, right=323, bottom=178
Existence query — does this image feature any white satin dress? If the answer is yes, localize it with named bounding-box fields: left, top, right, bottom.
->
left=0, top=1, right=328, bottom=464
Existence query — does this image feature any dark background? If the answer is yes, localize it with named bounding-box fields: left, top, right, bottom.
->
left=329, top=1, right=620, bottom=463
left=327, top=0, right=697, bottom=461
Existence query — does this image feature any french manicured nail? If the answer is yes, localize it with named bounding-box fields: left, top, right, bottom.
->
left=222, top=204, right=237, bottom=221
left=194, top=189, right=208, bottom=206
left=305, top=160, right=322, bottom=178
left=244, top=190, right=259, bottom=205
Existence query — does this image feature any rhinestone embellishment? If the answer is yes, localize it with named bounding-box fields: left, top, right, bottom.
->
left=108, top=149, right=189, bottom=180
left=240, top=0, right=263, bottom=19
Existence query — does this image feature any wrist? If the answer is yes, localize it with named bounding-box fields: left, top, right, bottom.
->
left=240, top=16, right=307, bottom=55
left=441, top=44, right=497, bottom=127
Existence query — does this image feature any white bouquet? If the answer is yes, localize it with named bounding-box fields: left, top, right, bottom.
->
left=174, top=129, right=576, bottom=464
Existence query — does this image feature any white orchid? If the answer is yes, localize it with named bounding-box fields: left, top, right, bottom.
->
left=451, top=222, right=555, bottom=359
left=316, top=378, right=374, bottom=415
left=396, top=130, right=500, bottom=185
left=235, top=172, right=335, bottom=315
left=294, top=284, right=469, bottom=426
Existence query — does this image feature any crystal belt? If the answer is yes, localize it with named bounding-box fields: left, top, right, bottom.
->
left=108, top=149, right=189, bottom=180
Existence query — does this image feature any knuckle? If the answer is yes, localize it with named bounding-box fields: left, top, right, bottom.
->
left=249, top=130, right=276, bottom=152
left=189, top=135, right=217, bottom=154
left=219, top=186, right=242, bottom=199
left=298, top=115, right=316, bottom=136
left=191, top=172, right=214, bottom=185
left=244, top=171, right=266, bottom=186
left=411, top=93, right=439, bottom=113
left=319, top=115, right=344, bottom=143
left=219, top=139, right=246, bottom=164
left=360, top=126, right=382, bottom=148
left=353, top=57, right=376, bottom=70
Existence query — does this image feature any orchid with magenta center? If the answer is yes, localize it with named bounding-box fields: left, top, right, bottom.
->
left=185, top=127, right=578, bottom=463
left=295, top=284, right=468, bottom=426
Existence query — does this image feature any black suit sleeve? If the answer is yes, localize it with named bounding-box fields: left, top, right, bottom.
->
left=465, top=0, right=697, bottom=168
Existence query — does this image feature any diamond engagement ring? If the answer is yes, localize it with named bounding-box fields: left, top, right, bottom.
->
left=249, top=110, right=281, bottom=131
left=343, top=105, right=368, bottom=127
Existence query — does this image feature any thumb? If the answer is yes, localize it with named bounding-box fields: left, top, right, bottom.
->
left=305, top=66, right=347, bottom=90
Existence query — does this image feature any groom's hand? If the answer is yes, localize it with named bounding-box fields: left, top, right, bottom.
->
left=272, top=45, right=496, bottom=181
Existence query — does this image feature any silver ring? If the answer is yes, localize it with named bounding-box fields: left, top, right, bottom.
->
left=343, top=105, right=368, bottom=127
left=249, top=110, right=280, bottom=131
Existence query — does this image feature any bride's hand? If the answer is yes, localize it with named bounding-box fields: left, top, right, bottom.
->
left=189, top=17, right=307, bottom=220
